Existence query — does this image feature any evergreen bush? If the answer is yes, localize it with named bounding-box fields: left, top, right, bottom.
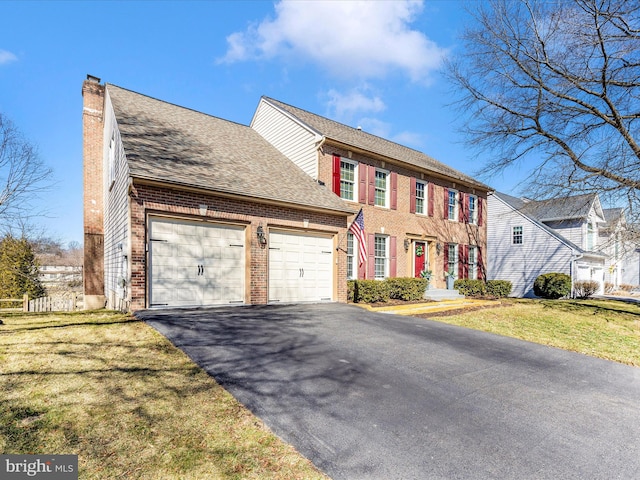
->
left=533, top=272, right=571, bottom=299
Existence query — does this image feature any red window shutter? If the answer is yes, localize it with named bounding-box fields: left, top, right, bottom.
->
left=409, top=177, right=416, bottom=213
left=428, top=183, right=434, bottom=217
left=444, top=188, right=449, bottom=219
left=390, top=172, right=398, bottom=210
left=332, top=155, right=341, bottom=196
left=367, top=234, right=375, bottom=279
left=443, top=243, right=449, bottom=274
left=358, top=163, right=367, bottom=204
left=459, top=192, right=466, bottom=223
left=368, top=167, right=376, bottom=206
left=478, top=197, right=484, bottom=227
left=477, top=246, right=484, bottom=280
left=390, top=236, right=397, bottom=277
left=461, top=245, right=469, bottom=279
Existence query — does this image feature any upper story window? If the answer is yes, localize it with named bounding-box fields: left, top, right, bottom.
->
left=374, top=235, right=389, bottom=279
left=374, top=169, right=389, bottom=207
left=513, top=226, right=523, bottom=245
left=586, top=222, right=595, bottom=250
left=340, top=159, right=357, bottom=201
left=415, top=181, right=426, bottom=215
left=468, top=195, right=478, bottom=224
left=448, top=189, right=458, bottom=221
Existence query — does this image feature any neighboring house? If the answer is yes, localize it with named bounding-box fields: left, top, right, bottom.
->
left=488, top=192, right=613, bottom=297
left=38, top=264, right=83, bottom=289
left=599, top=210, right=640, bottom=288
left=251, top=97, right=492, bottom=288
left=82, top=76, right=353, bottom=311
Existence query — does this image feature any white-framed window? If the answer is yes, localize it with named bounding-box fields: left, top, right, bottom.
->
left=415, top=181, right=426, bottom=215
left=586, top=222, right=595, bottom=250
left=468, top=245, right=477, bottom=279
left=374, top=235, right=389, bottom=279
left=346, top=232, right=357, bottom=280
left=448, top=189, right=458, bottom=221
left=374, top=169, right=389, bottom=208
left=447, top=243, right=458, bottom=278
left=513, top=226, right=523, bottom=245
left=468, top=195, right=478, bottom=224
left=340, top=159, right=358, bottom=201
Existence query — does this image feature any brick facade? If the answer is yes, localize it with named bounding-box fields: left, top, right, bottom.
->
left=128, top=183, right=348, bottom=310
left=319, top=144, right=488, bottom=289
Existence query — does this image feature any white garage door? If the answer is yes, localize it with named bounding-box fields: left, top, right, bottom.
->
left=269, top=231, right=333, bottom=303
left=149, top=217, right=245, bottom=307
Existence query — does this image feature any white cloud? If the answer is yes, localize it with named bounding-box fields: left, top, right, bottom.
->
left=0, top=49, right=17, bottom=65
left=325, top=87, right=385, bottom=121
left=219, top=0, right=446, bottom=82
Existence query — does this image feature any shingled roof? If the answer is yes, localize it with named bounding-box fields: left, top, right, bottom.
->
left=106, top=85, right=353, bottom=215
left=518, top=193, right=601, bottom=222
left=262, top=97, right=491, bottom=191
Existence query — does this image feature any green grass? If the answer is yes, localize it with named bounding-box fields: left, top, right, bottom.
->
left=422, top=298, right=640, bottom=366
left=0, top=311, right=328, bottom=479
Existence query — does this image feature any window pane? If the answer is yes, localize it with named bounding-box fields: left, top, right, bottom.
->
left=448, top=244, right=457, bottom=275
left=375, top=170, right=387, bottom=207
left=347, top=233, right=354, bottom=279
left=513, top=226, right=523, bottom=244
left=374, top=236, right=387, bottom=279
left=340, top=161, right=355, bottom=200
left=448, top=191, right=457, bottom=220
left=469, top=196, right=476, bottom=223
left=416, top=182, right=425, bottom=214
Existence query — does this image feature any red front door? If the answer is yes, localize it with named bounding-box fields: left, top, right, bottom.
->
left=414, top=242, right=426, bottom=278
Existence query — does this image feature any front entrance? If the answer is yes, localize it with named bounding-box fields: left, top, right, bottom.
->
left=414, top=241, right=427, bottom=278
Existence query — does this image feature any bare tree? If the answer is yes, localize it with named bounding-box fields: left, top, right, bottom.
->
left=0, top=113, right=52, bottom=231
left=447, top=0, right=640, bottom=216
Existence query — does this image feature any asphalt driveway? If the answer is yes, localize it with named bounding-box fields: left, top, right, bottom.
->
left=138, top=303, right=640, bottom=480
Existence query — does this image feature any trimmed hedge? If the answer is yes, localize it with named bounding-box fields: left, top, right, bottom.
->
left=348, top=277, right=426, bottom=303
left=533, top=272, right=571, bottom=299
left=486, top=280, right=512, bottom=298
left=574, top=280, right=599, bottom=299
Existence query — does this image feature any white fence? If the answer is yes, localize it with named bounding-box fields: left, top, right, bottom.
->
left=26, top=294, right=84, bottom=313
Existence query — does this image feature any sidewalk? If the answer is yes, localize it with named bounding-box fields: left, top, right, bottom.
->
left=354, top=298, right=501, bottom=316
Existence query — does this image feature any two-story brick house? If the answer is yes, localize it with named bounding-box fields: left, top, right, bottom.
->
left=251, top=97, right=491, bottom=289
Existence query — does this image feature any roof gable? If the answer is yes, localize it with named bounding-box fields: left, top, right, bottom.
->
left=261, top=97, right=491, bottom=191
left=106, top=85, right=352, bottom=215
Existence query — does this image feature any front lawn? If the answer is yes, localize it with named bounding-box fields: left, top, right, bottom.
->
left=418, top=298, right=640, bottom=366
left=0, top=311, right=328, bottom=479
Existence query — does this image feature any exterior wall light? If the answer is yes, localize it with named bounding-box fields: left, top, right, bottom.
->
left=257, top=225, right=267, bottom=246
left=404, top=238, right=410, bottom=251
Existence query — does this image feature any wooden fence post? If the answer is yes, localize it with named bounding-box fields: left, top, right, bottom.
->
left=23, top=293, right=28, bottom=312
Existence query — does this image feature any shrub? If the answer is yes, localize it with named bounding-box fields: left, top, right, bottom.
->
left=454, top=279, right=485, bottom=297
left=347, top=280, right=355, bottom=302
left=386, top=277, right=427, bottom=301
left=486, top=280, right=512, bottom=298
left=533, top=272, right=572, bottom=299
left=620, top=284, right=636, bottom=292
left=604, top=281, right=615, bottom=294
left=574, top=280, right=599, bottom=299
left=351, top=280, right=390, bottom=303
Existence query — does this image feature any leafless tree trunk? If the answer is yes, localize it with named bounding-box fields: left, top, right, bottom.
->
left=0, top=113, right=52, bottom=231
left=447, top=0, right=640, bottom=216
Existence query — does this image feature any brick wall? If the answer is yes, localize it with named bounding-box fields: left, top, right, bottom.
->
left=82, top=77, right=106, bottom=306
left=319, top=144, right=488, bottom=288
left=128, top=183, right=348, bottom=310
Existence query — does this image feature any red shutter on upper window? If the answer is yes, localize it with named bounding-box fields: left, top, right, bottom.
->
left=390, top=236, right=397, bottom=277
left=367, top=234, right=375, bottom=279
left=409, top=177, right=416, bottom=214
left=368, top=167, right=376, bottom=206
left=459, top=192, right=466, bottom=223
left=390, top=172, right=398, bottom=210
left=478, top=197, right=484, bottom=227
left=444, top=188, right=449, bottom=219
left=428, top=183, right=434, bottom=217
left=332, top=155, right=341, bottom=196
left=358, top=163, right=367, bottom=204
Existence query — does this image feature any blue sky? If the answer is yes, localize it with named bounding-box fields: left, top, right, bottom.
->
left=0, top=0, right=525, bottom=246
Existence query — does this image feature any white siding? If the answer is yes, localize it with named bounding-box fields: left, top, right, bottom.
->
left=621, top=246, right=640, bottom=286
left=103, top=91, right=131, bottom=310
left=543, top=219, right=585, bottom=249
left=488, top=195, right=574, bottom=297
left=251, top=100, right=320, bottom=179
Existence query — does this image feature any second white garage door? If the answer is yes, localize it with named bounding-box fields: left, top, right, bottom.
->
left=268, top=231, right=333, bottom=303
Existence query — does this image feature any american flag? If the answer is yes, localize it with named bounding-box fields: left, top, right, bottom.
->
left=349, top=208, right=367, bottom=266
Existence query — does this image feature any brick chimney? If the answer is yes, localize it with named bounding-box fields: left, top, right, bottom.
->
left=82, top=75, right=106, bottom=309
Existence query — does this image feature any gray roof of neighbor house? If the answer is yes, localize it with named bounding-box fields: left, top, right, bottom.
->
left=492, top=192, right=606, bottom=258
left=106, top=85, right=353, bottom=215
left=518, top=193, right=599, bottom=222
left=602, top=208, right=624, bottom=229
left=261, top=97, right=491, bottom=191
